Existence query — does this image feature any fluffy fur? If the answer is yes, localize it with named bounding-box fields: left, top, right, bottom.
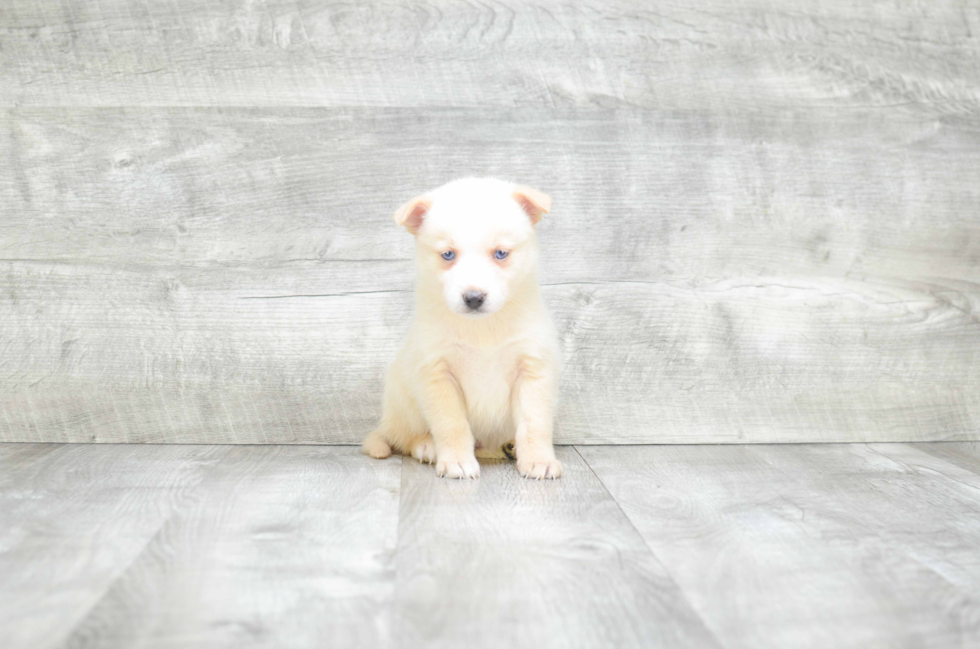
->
left=362, top=177, right=562, bottom=479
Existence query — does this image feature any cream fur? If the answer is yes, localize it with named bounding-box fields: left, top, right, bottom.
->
left=362, top=177, right=562, bottom=479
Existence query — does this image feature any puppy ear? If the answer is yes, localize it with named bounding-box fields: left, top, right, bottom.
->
left=393, top=196, right=432, bottom=235
left=512, top=185, right=552, bottom=225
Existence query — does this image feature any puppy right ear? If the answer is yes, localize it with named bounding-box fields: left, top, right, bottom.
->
left=512, top=185, right=552, bottom=226
left=393, top=196, right=431, bottom=235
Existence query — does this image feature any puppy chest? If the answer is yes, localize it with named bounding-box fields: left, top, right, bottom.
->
left=452, top=352, right=515, bottom=423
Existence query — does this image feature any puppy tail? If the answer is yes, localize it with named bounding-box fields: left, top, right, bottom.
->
left=362, top=430, right=392, bottom=459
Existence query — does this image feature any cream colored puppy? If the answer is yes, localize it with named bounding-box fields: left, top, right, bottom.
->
left=362, top=177, right=562, bottom=479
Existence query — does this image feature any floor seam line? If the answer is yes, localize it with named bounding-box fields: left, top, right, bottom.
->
left=571, top=445, right=730, bottom=649
left=387, top=454, right=408, bottom=649
left=52, top=445, right=233, bottom=646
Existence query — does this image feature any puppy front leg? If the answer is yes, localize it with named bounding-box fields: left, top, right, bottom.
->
left=512, top=356, right=563, bottom=479
left=419, top=363, right=480, bottom=479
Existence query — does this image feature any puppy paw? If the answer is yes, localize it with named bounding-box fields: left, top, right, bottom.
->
left=517, top=456, right=563, bottom=480
left=435, top=451, right=480, bottom=479
left=409, top=435, right=437, bottom=464
left=362, top=431, right=392, bottom=459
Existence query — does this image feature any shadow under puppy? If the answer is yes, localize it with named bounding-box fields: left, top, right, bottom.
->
left=363, top=178, right=562, bottom=479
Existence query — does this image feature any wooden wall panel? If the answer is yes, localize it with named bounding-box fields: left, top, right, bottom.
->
left=1, top=1, right=978, bottom=443
left=4, top=107, right=978, bottom=282
left=2, top=260, right=977, bottom=443
left=2, top=1, right=978, bottom=111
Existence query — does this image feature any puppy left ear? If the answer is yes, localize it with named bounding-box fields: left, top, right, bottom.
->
left=512, top=185, right=552, bottom=225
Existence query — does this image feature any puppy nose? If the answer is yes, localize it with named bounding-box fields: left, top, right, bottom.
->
left=462, top=290, right=486, bottom=310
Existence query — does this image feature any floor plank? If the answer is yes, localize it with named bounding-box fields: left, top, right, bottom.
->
left=771, top=443, right=980, bottom=599
left=57, top=446, right=401, bottom=649
left=915, top=442, right=980, bottom=475
left=3, top=442, right=980, bottom=647
left=0, top=444, right=228, bottom=649
left=577, top=444, right=980, bottom=649
left=391, top=448, right=720, bottom=649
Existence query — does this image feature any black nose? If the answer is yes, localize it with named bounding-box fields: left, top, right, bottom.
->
left=463, top=290, right=486, bottom=310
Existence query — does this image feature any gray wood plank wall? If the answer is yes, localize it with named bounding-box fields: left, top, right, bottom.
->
left=1, top=1, right=978, bottom=444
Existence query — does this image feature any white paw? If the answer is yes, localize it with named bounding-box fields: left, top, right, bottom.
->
left=410, top=436, right=437, bottom=464
left=517, top=456, right=563, bottom=480
left=362, top=431, right=391, bottom=459
left=435, top=452, right=480, bottom=479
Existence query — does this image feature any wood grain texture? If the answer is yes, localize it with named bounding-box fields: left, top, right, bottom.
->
left=0, top=443, right=227, bottom=649
left=578, top=444, right=980, bottom=648
left=2, top=262, right=977, bottom=444
left=3, top=442, right=980, bottom=647
left=392, top=447, right=720, bottom=648
left=770, top=442, right=980, bottom=600
left=1, top=1, right=978, bottom=110
left=55, top=446, right=401, bottom=649
left=916, top=441, right=980, bottom=475
left=4, top=107, right=979, bottom=281
left=2, top=105, right=978, bottom=444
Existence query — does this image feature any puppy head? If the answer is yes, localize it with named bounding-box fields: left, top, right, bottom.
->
left=393, top=178, right=551, bottom=318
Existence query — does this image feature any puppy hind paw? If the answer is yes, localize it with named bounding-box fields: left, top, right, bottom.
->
left=409, top=435, right=437, bottom=464
left=362, top=431, right=392, bottom=459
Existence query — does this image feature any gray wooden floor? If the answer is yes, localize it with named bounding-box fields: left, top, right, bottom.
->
left=2, top=442, right=979, bottom=648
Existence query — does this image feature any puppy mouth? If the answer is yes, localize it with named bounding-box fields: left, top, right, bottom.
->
left=460, top=303, right=494, bottom=318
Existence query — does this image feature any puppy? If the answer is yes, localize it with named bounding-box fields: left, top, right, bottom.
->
left=362, top=178, right=562, bottom=479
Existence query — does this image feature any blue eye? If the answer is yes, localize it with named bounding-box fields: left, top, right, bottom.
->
left=494, top=250, right=509, bottom=260
left=441, top=251, right=455, bottom=261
